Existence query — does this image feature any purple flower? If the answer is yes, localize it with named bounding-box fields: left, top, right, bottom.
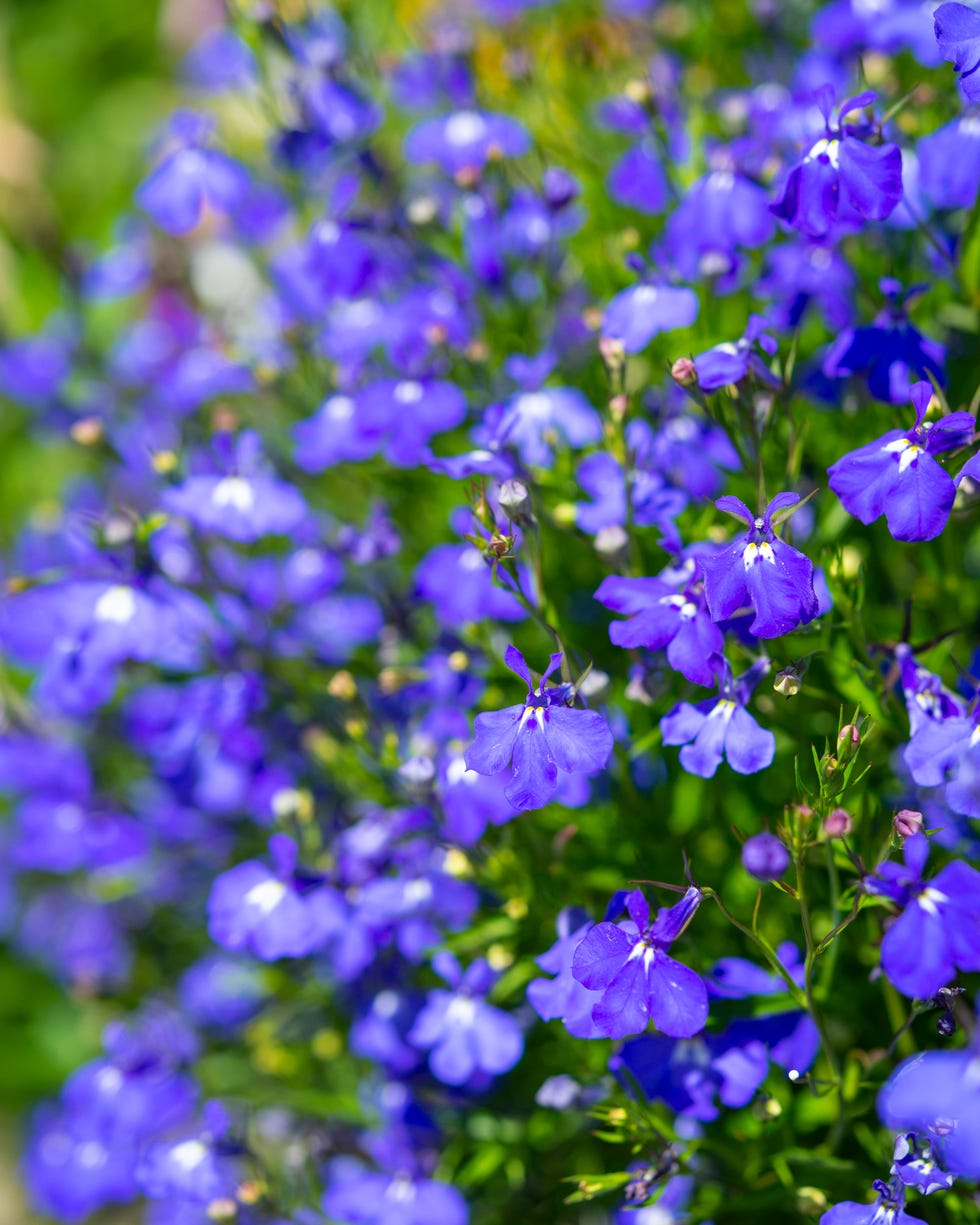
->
left=495, top=386, right=602, bottom=467
left=608, top=141, right=669, bottom=213
left=660, top=661, right=776, bottom=779
left=891, top=1132, right=955, bottom=1196
left=207, top=835, right=344, bottom=961
left=527, top=909, right=604, bottom=1039
left=137, top=112, right=249, bottom=234
left=601, top=283, right=700, bottom=353
left=934, top=3, right=980, bottom=102
left=404, top=109, right=530, bottom=175
left=415, top=543, right=526, bottom=626
left=822, top=279, right=945, bottom=404
left=820, top=1180, right=922, bottom=1225
left=694, top=315, right=779, bottom=391
left=879, top=1021, right=980, bottom=1178
left=699, top=493, right=820, bottom=638
left=570, top=887, right=707, bottom=1040
left=463, top=646, right=614, bottom=810
left=741, top=832, right=790, bottom=881
left=903, top=710, right=980, bottom=818
left=865, top=834, right=980, bottom=998
left=407, top=952, right=523, bottom=1086
left=595, top=558, right=724, bottom=688
left=770, top=90, right=903, bottom=238
left=323, top=1159, right=468, bottom=1225
left=828, top=381, right=972, bottom=541
left=918, top=115, right=980, bottom=209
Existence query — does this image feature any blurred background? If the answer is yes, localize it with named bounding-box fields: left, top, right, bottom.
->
left=0, top=2, right=173, bottom=1216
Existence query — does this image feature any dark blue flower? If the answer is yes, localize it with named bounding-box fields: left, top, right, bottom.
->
left=891, top=1132, right=955, bottom=1196
left=571, top=887, right=707, bottom=1040
left=828, top=381, right=973, bottom=541
left=770, top=90, right=903, bottom=238
left=464, top=646, right=614, bottom=810
left=699, top=493, right=820, bottom=638
left=822, top=279, right=945, bottom=404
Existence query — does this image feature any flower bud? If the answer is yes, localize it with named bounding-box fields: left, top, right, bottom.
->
left=894, top=808, right=923, bottom=838
left=670, top=356, right=698, bottom=387
left=773, top=666, right=801, bottom=697
left=598, top=336, right=625, bottom=379
left=823, top=807, right=852, bottom=837
left=838, top=723, right=860, bottom=746
left=741, top=832, right=790, bottom=881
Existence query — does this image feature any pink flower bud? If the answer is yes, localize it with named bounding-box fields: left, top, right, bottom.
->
left=894, top=809, right=923, bottom=838
left=824, top=807, right=852, bottom=837
left=670, top=356, right=698, bottom=387
left=838, top=723, right=860, bottom=746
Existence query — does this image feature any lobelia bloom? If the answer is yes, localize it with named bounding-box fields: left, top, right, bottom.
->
left=693, top=315, right=780, bottom=392
left=820, top=1179, right=923, bottom=1225
left=698, top=493, right=820, bottom=638
left=594, top=552, right=725, bottom=688
left=463, top=645, right=614, bottom=810
left=865, top=833, right=980, bottom=998
left=903, top=706, right=980, bottom=819
left=407, top=952, right=523, bottom=1086
left=828, top=381, right=975, bottom=541
left=570, top=887, right=708, bottom=1040
left=601, top=282, right=700, bottom=354
left=770, top=89, right=903, bottom=239
left=878, top=1005, right=980, bottom=1179
left=890, top=1132, right=955, bottom=1196
left=660, top=660, right=776, bottom=779
left=934, top=3, right=980, bottom=102
left=527, top=908, right=604, bottom=1039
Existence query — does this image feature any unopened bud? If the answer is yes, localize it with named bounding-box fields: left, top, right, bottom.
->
left=838, top=723, right=860, bottom=746
left=741, top=832, right=790, bottom=882
left=894, top=808, right=923, bottom=838
left=824, top=807, right=852, bottom=837
left=796, top=1187, right=827, bottom=1217
left=70, top=416, right=103, bottom=446
left=598, top=335, right=625, bottom=377
left=487, top=531, right=513, bottom=560
left=670, top=357, right=698, bottom=387
left=207, top=1200, right=237, bottom=1222
left=498, top=479, right=532, bottom=522
left=774, top=666, right=801, bottom=697
left=609, top=393, right=628, bottom=423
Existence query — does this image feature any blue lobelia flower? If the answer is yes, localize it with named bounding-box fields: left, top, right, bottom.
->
left=595, top=552, right=725, bottom=688
left=865, top=833, right=980, bottom=998
left=207, top=834, right=345, bottom=961
left=660, top=661, right=776, bottom=779
left=527, top=908, right=604, bottom=1039
left=828, top=381, right=975, bottom=542
left=770, top=89, right=903, bottom=238
left=407, top=951, right=523, bottom=1086
left=404, top=109, right=530, bottom=176
left=890, top=1132, right=955, bottom=1196
left=822, top=279, right=945, bottom=404
left=137, top=112, right=250, bottom=235
left=918, top=115, right=980, bottom=209
left=820, top=1179, right=923, bottom=1225
left=879, top=1008, right=980, bottom=1179
left=570, top=887, right=707, bottom=1040
left=602, top=282, right=700, bottom=354
left=903, top=707, right=980, bottom=819
left=934, top=3, right=980, bottom=102
left=698, top=493, right=820, bottom=638
left=694, top=314, right=780, bottom=392
left=463, top=646, right=614, bottom=810
left=323, top=1156, right=468, bottom=1225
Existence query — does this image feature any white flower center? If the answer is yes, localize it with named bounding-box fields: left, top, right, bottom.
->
left=883, top=437, right=922, bottom=474
left=244, top=878, right=287, bottom=916
left=445, top=111, right=487, bottom=146
left=94, top=585, right=137, bottom=624
left=170, top=1140, right=208, bottom=1172
left=446, top=995, right=477, bottom=1026
left=743, top=541, right=776, bottom=568
left=212, top=476, right=255, bottom=512
left=806, top=137, right=840, bottom=168
left=394, top=380, right=423, bottom=404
